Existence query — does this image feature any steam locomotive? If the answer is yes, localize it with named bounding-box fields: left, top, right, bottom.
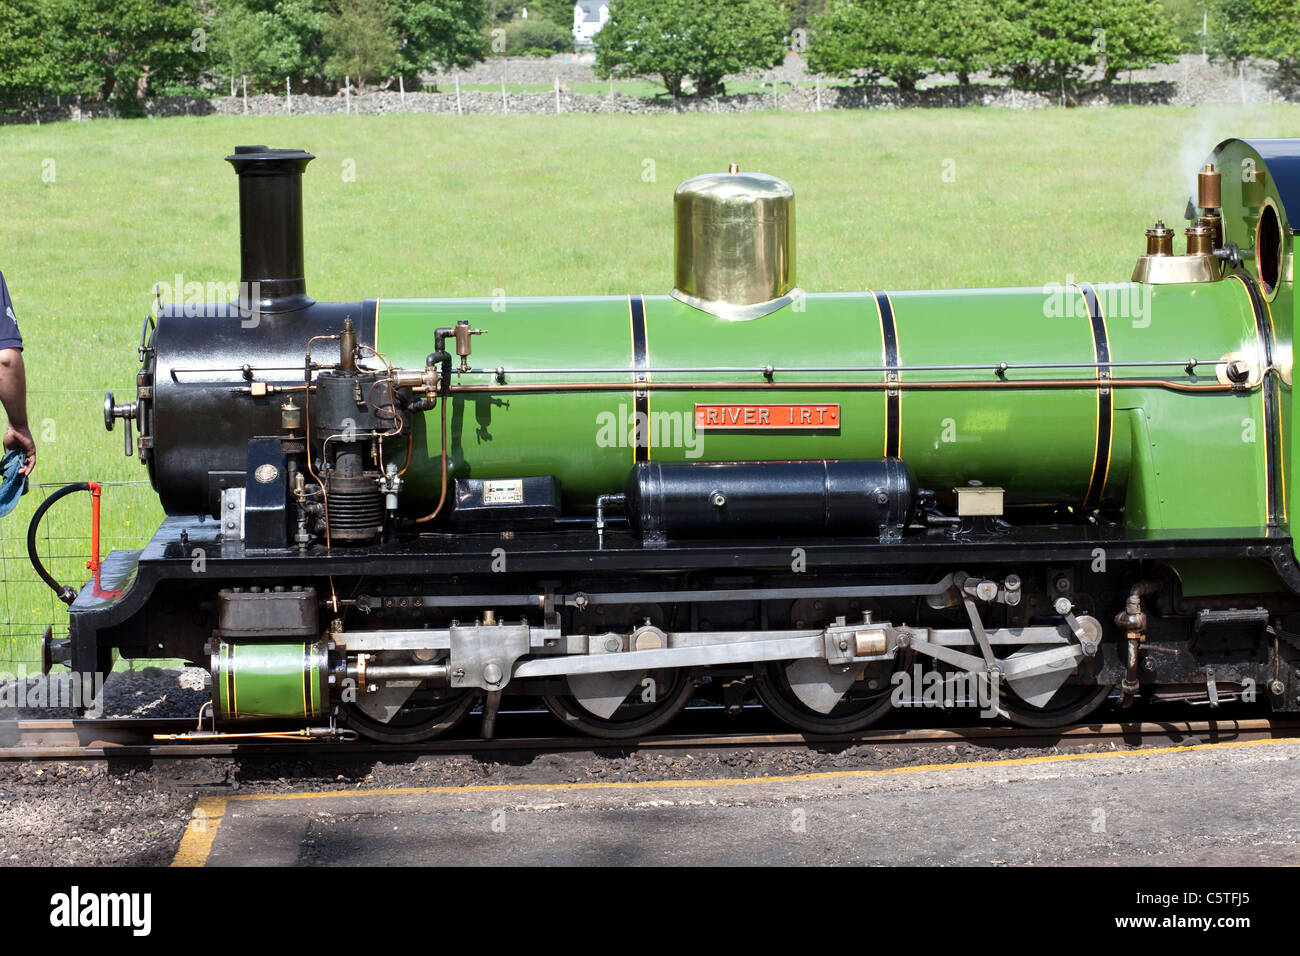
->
left=32, top=139, right=1300, bottom=740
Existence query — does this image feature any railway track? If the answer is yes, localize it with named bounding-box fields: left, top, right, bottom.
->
left=0, top=713, right=1295, bottom=761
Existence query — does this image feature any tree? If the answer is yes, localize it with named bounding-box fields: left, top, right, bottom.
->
left=529, top=0, right=575, bottom=26
left=388, top=0, right=487, bottom=85
left=594, top=0, right=786, bottom=97
left=484, top=0, right=520, bottom=23
left=57, top=0, right=207, bottom=109
left=1094, top=0, right=1180, bottom=82
left=505, top=15, right=573, bottom=55
left=1210, top=0, right=1300, bottom=88
left=0, top=0, right=68, bottom=106
left=994, top=0, right=1105, bottom=93
left=786, top=0, right=827, bottom=32
left=209, top=0, right=331, bottom=93
left=806, top=0, right=942, bottom=91
left=990, top=0, right=1177, bottom=92
left=324, top=0, right=398, bottom=86
left=1162, top=0, right=1213, bottom=52
left=934, top=0, right=1006, bottom=85
left=1210, top=0, right=1256, bottom=65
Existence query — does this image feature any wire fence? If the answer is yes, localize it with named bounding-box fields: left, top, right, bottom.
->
left=0, top=476, right=165, bottom=672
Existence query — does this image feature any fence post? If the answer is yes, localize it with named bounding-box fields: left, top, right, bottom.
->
left=555, top=75, right=561, bottom=114
left=456, top=76, right=462, bottom=115
left=242, top=76, right=248, bottom=115
left=345, top=77, right=351, bottom=114
left=400, top=74, right=405, bottom=107
left=286, top=77, right=292, bottom=115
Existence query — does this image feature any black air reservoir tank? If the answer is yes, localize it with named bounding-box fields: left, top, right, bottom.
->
left=624, top=459, right=914, bottom=539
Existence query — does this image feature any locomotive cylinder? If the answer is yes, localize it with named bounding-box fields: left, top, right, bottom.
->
left=211, top=640, right=330, bottom=721
left=624, top=459, right=914, bottom=538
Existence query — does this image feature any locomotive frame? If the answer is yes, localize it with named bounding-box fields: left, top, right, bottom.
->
left=34, top=138, right=1300, bottom=741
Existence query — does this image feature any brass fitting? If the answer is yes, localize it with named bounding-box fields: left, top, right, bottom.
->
left=1145, top=221, right=1173, bottom=256
left=1198, top=213, right=1223, bottom=250
left=340, top=317, right=357, bottom=374
left=1198, top=162, right=1221, bottom=210
left=453, top=320, right=484, bottom=374
left=1185, top=224, right=1213, bottom=257
left=1133, top=220, right=1219, bottom=284
left=281, top=398, right=302, bottom=433
left=1116, top=581, right=1158, bottom=706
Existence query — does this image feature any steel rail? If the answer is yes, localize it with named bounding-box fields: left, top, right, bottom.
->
left=0, top=715, right=1293, bottom=761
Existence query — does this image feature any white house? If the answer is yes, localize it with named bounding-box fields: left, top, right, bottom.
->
left=573, top=1, right=610, bottom=46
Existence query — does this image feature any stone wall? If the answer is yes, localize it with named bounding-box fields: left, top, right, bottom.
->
left=2, top=54, right=1292, bottom=126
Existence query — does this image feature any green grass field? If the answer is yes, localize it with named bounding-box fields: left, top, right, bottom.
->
left=0, top=104, right=1296, bottom=667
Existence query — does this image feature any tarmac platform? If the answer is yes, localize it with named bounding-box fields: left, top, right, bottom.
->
left=172, top=737, right=1300, bottom=866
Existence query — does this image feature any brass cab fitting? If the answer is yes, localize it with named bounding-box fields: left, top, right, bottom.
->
left=1198, top=213, right=1224, bottom=251
left=1196, top=164, right=1224, bottom=249
left=1185, top=224, right=1213, bottom=257
left=340, top=317, right=357, bottom=373
left=1132, top=218, right=1219, bottom=285
left=1198, top=162, right=1221, bottom=210
left=1146, top=220, right=1173, bottom=256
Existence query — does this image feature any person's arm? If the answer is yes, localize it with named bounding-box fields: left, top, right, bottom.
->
left=0, top=349, right=34, bottom=476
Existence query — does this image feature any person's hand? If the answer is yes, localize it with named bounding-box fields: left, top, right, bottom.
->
left=4, top=424, right=35, bottom=476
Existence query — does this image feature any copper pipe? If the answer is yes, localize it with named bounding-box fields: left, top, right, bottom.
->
left=447, top=378, right=1240, bottom=395
left=397, top=432, right=414, bottom=478
left=411, top=399, right=449, bottom=523
left=303, top=364, right=330, bottom=550
left=304, top=332, right=341, bottom=368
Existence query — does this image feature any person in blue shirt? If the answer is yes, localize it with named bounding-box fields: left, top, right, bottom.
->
left=0, top=273, right=35, bottom=476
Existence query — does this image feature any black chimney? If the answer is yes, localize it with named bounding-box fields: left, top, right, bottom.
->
left=225, top=145, right=315, bottom=315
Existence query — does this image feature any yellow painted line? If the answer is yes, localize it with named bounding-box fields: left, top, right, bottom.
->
left=1097, top=294, right=1114, bottom=499
left=167, top=735, right=1300, bottom=867
left=872, top=290, right=887, bottom=458
left=170, top=796, right=229, bottom=868
left=886, top=290, right=902, bottom=454
left=216, top=734, right=1300, bottom=804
